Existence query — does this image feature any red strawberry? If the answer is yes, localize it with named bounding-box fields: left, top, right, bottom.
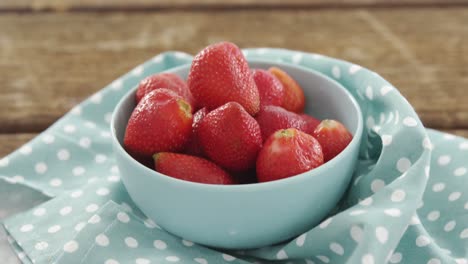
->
left=184, top=107, right=208, bottom=156
left=251, top=69, right=284, bottom=107
left=269, top=67, right=305, bottom=113
left=313, top=119, right=353, bottom=162
left=188, top=42, right=260, bottom=115
left=300, top=113, right=321, bottom=134
left=256, top=128, right=324, bottom=182
left=255, top=105, right=306, bottom=141
left=154, top=152, right=235, bottom=185
left=198, top=102, right=262, bottom=172
left=124, top=89, right=193, bottom=159
left=136, top=73, right=195, bottom=108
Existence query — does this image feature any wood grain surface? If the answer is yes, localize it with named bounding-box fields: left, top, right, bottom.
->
left=0, top=7, right=467, bottom=157
left=2, top=0, right=468, bottom=12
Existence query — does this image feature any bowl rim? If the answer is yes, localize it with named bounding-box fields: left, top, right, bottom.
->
left=111, top=59, right=364, bottom=191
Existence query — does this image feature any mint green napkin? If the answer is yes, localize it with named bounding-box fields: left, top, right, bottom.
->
left=0, top=49, right=466, bottom=264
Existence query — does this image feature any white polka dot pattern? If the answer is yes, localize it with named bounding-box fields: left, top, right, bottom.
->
left=96, top=234, right=110, bottom=247
left=63, top=240, right=79, bottom=253
left=153, top=240, right=167, bottom=250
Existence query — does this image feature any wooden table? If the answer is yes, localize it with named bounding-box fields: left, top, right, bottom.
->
left=1, top=1, right=468, bottom=157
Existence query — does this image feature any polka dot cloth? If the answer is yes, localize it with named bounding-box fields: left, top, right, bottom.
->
left=0, top=50, right=466, bottom=264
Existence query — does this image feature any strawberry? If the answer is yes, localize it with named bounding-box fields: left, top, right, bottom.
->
left=313, top=119, right=353, bottom=162
left=269, top=67, right=305, bottom=113
left=255, top=105, right=306, bottom=141
left=300, top=113, right=321, bottom=134
left=251, top=69, right=284, bottom=107
left=184, top=107, right=208, bottom=156
left=188, top=41, right=260, bottom=115
left=136, top=73, right=195, bottom=108
left=124, top=89, right=193, bottom=159
left=256, top=128, right=324, bottom=182
left=154, top=152, right=235, bottom=185
left=198, top=102, right=262, bottom=172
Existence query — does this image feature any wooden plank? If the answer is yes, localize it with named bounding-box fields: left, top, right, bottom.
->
left=2, top=130, right=467, bottom=158
left=1, top=0, right=468, bottom=12
left=0, top=134, right=36, bottom=158
left=0, top=0, right=467, bottom=11
left=0, top=8, right=467, bottom=133
left=361, top=9, right=468, bottom=128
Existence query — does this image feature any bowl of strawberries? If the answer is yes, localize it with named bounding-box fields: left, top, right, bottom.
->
left=111, top=42, right=363, bottom=249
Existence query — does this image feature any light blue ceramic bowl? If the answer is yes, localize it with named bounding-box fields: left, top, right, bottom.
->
left=111, top=60, right=363, bottom=249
